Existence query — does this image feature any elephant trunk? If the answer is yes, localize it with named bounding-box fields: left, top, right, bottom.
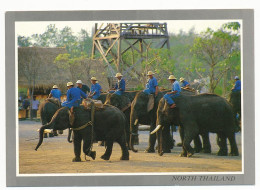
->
left=35, top=124, right=48, bottom=151
left=156, top=126, right=163, bottom=156
left=129, top=107, right=138, bottom=152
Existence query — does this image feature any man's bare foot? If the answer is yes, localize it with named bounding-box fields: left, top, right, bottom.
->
left=170, top=104, right=176, bottom=108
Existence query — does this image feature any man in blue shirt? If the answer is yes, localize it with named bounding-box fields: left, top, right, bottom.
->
left=232, top=76, right=241, bottom=92
left=109, top=73, right=126, bottom=96
left=180, top=77, right=190, bottom=88
left=164, top=75, right=181, bottom=108
left=48, top=85, right=62, bottom=101
left=143, top=71, right=159, bottom=96
left=88, top=77, right=102, bottom=100
left=62, top=82, right=87, bottom=109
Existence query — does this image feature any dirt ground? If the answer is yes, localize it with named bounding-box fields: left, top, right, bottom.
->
left=19, top=120, right=242, bottom=174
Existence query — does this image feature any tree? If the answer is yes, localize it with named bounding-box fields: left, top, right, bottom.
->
left=18, top=48, right=42, bottom=119
left=54, top=53, right=92, bottom=83
left=191, top=23, right=240, bottom=94
left=18, top=36, right=32, bottom=47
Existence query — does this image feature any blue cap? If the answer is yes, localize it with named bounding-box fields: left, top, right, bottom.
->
left=234, top=76, right=239, bottom=80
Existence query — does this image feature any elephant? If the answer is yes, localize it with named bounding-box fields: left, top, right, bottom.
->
left=35, top=104, right=130, bottom=161
left=129, top=90, right=175, bottom=153
left=229, top=91, right=241, bottom=131
left=153, top=93, right=239, bottom=157
left=39, top=98, right=62, bottom=137
left=104, top=91, right=139, bottom=148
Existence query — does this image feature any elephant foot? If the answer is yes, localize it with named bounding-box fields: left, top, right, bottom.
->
left=187, top=152, right=194, bottom=157
left=158, top=151, right=164, bottom=156
left=101, top=154, right=110, bottom=160
left=90, top=151, right=96, bottom=160
left=49, top=133, right=54, bottom=137
left=177, top=142, right=182, bottom=147
left=179, top=152, right=187, bottom=157
left=120, top=154, right=129, bottom=160
left=72, top=157, right=81, bottom=162
left=163, top=149, right=171, bottom=153
left=194, top=147, right=202, bottom=153
left=202, top=148, right=211, bottom=154
left=44, top=133, right=48, bottom=138
left=53, top=131, right=58, bottom=136
left=217, top=150, right=228, bottom=156
left=229, top=151, right=239, bottom=156
left=144, top=148, right=155, bottom=153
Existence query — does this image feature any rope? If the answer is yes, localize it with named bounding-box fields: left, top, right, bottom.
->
left=72, top=121, right=93, bottom=131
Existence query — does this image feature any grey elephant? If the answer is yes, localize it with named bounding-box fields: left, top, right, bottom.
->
left=35, top=104, right=130, bottom=161
left=153, top=93, right=239, bottom=157
left=39, top=98, right=62, bottom=137
left=104, top=91, right=139, bottom=148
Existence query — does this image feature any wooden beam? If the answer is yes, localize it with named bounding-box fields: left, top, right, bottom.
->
left=104, top=37, right=120, bottom=57
left=121, top=39, right=139, bottom=55
left=123, top=38, right=142, bottom=54
left=93, top=35, right=119, bottom=40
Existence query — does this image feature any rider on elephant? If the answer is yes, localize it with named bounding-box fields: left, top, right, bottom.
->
left=163, top=75, right=181, bottom=109
left=180, top=77, right=190, bottom=89
left=231, top=76, right=241, bottom=92
left=109, top=73, right=126, bottom=96
left=62, top=82, right=87, bottom=118
left=48, top=85, right=62, bottom=102
left=143, top=71, right=159, bottom=96
left=76, top=80, right=90, bottom=94
left=143, top=71, right=159, bottom=107
left=88, top=77, right=102, bottom=100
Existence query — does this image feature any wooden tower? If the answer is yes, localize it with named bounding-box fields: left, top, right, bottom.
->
left=91, top=23, right=170, bottom=87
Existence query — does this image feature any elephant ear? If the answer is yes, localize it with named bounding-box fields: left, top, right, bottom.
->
left=162, top=99, right=169, bottom=113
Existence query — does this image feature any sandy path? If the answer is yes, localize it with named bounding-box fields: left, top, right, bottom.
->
left=19, top=120, right=242, bottom=174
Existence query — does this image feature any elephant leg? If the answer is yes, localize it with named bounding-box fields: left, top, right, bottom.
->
left=217, top=132, right=228, bottom=156
left=116, top=136, right=129, bottom=160
left=182, top=123, right=198, bottom=157
left=162, top=125, right=172, bottom=153
left=201, top=132, right=211, bottom=153
left=193, top=135, right=202, bottom=153
left=53, top=130, right=58, bottom=136
left=72, top=131, right=82, bottom=162
left=227, top=132, right=239, bottom=156
left=145, top=123, right=156, bottom=153
left=179, top=126, right=187, bottom=157
left=101, top=140, right=114, bottom=160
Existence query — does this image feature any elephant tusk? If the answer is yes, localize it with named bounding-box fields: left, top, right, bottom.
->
left=37, top=129, right=53, bottom=134
left=150, top=125, right=162, bottom=135
left=134, top=119, right=138, bottom=125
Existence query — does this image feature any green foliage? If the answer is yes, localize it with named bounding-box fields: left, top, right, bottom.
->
left=190, top=23, right=241, bottom=93
left=18, top=22, right=241, bottom=96
left=18, top=36, right=32, bottom=47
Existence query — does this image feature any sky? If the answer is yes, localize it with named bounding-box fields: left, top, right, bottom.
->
left=15, top=20, right=240, bottom=37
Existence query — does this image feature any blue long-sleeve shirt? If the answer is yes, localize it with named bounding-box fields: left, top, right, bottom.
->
left=145, top=77, right=158, bottom=93
left=62, top=87, right=86, bottom=108
left=90, top=83, right=102, bottom=99
left=181, top=80, right=189, bottom=87
left=172, top=81, right=181, bottom=95
left=232, top=80, right=241, bottom=92
left=50, top=89, right=62, bottom=101
left=115, top=79, right=126, bottom=92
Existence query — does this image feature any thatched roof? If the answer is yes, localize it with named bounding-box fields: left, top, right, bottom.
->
left=18, top=47, right=110, bottom=93
left=18, top=47, right=69, bottom=88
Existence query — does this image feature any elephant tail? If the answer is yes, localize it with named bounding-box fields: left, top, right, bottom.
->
left=67, top=128, right=73, bottom=143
